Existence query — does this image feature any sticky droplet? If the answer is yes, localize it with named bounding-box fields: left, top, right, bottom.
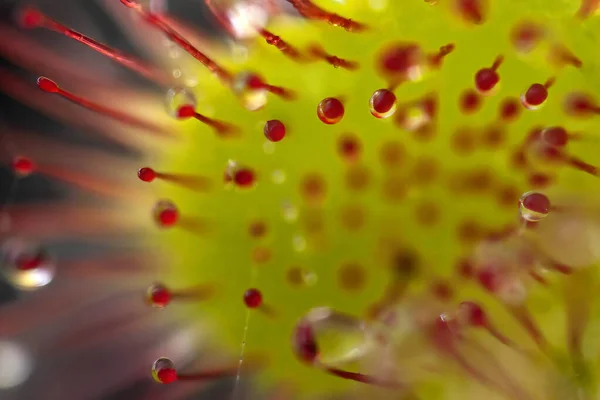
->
left=318, top=97, right=345, bottom=124
left=166, top=87, right=197, bottom=118
left=519, top=191, right=550, bottom=222
left=0, top=239, right=55, bottom=290
left=11, top=157, right=35, bottom=177
left=153, top=200, right=179, bottom=228
left=264, top=120, right=286, bottom=142
left=233, top=71, right=268, bottom=111
left=370, top=89, right=397, bottom=118
left=146, top=282, right=172, bottom=308
left=152, top=357, right=177, bottom=384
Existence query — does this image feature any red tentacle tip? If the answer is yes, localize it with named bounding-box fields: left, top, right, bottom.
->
left=37, top=77, right=59, bottom=93
left=243, top=288, right=263, bottom=308
left=234, top=168, right=256, bottom=188
left=18, top=7, right=44, bottom=28
left=138, top=167, right=157, bottom=182
left=264, top=120, right=286, bottom=142
left=176, top=105, right=196, bottom=119
left=157, top=368, right=178, bottom=384
left=12, top=156, right=36, bottom=176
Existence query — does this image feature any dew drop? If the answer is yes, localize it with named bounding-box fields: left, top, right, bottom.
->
left=369, top=89, right=397, bottom=118
left=146, top=282, right=171, bottom=308
left=166, top=87, right=197, bottom=119
left=153, top=200, right=179, bottom=228
left=0, top=239, right=55, bottom=290
left=519, top=191, right=550, bottom=222
left=152, top=357, right=177, bottom=384
left=318, top=97, right=345, bottom=125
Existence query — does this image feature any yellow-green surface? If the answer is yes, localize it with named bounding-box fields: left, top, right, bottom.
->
left=151, top=0, right=600, bottom=398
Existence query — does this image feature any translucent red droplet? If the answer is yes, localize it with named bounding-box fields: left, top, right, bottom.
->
left=474, top=57, right=502, bottom=94
left=244, top=288, right=263, bottom=308
left=153, top=200, right=179, bottom=227
left=12, top=156, right=35, bottom=176
left=522, top=83, right=548, bottom=109
left=264, top=120, right=286, bottom=142
left=148, top=283, right=172, bottom=308
left=519, top=191, right=550, bottom=222
left=369, top=89, right=397, bottom=118
left=234, top=168, right=255, bottom=187
left=37, top=76, right=59, bottom=93
left=157, top=368, right=178, bottom=384
left=138, top=167, right=156, bottom=182
left=475, top=69, right=499, bottom=93
left=317, top=97, right=345, bottom=124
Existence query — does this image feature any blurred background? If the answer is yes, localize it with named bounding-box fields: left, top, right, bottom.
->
left=0, top=0, right=255, bottom=398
